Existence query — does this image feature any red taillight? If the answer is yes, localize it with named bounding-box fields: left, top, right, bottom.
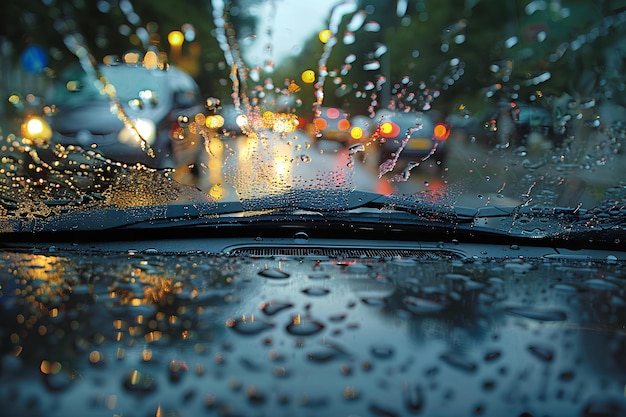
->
left=314, top=118, right=328, bottom=130
left=433, top=123, right=450, bottom=141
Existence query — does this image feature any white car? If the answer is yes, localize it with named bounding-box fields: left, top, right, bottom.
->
left=49, top=63, right=205, bottom=169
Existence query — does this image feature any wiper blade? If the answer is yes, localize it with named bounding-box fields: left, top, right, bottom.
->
left=1, top=189, right=601, bottom=239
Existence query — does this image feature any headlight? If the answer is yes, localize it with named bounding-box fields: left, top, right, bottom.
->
left=21, top=116, right=52, bottom=145
left=205, top=114, right=225, bottom=129
left=235, top=114, right=249, bottom=130
left=118, top=118, right=157, bottom=147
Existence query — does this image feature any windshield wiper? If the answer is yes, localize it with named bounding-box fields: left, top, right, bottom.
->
left=3, top=190, right=621, bottom=250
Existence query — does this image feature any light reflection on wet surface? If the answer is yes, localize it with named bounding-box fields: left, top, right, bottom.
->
left=1, top=250, right=626, bottom=416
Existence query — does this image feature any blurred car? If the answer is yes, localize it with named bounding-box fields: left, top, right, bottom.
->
left=375, top=109, right=450, bottom=168
left=48, top=63, right=205, bottom=169
left=510, top=102, right=567, bottom=148
left=310, top=107, right=353, bottom=143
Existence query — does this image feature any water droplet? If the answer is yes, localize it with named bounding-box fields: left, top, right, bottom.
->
left=308, top=273, right=331, bottom=280
left=343, top=386, right=360, bottom=400
left=293, top=231, right=309, bottom=242
left=361, top=297, right=387, bottom=307
left=177, top=115, right=190, bottom=127
left=581, top=396, right=626, bottom=417
left=440, top=352, right=478, bottom=372
left=348, top=143, right=365, bottom=155
left=403, top=383, right=425, bottom=412
left=370, top=344, right=395, bottom=359
left=307, top=350, right=338, bottom=363
left=246, top=385, right=266, bottom=404
left=363, top=60, right=381, bottom=71
left=258, top=268, right=291, bottom=279
left=328, top=313, right=347, bottom=322
left=259, top=300, right=293, bottom=316
left=484, top=350, right=501, bottom=362
left=527, top=344, right=554, bottom=362
left=553, top=283, right=580, bottom=293
left=505, top=306, right=567, bottom=321
left=286, top=318, right=325, bottom=336
left=302, top=287, right=330, bottom=296
left=226, top=317, right=275, bottom=335
left=404, top=296, right=448, bottom=314
left=169, top=360, right=188, bottom=383
left=123, top=370, right=156, bottom=393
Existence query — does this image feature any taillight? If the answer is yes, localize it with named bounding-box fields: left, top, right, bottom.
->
left=314, top=118, right=328, bottom=130
left=433, top=123, right=450, bottom=141
left=337, top=118, right=351, bottom=131
left=379, top=121, right=400, bottom=138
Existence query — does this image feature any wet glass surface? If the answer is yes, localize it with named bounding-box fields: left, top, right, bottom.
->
left=0, top=0, right=624, bottom=239
left=1, top=250, right=626, bottom=416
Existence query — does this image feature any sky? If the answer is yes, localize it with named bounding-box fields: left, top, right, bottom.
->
left=241, top=0, right=342, bottom=66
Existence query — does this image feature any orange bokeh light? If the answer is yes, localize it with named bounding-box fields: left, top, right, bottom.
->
left=433, top=123, right=450, bottom=140
left=337, top=119, right=351, bottom=131
left=314, top=118, right=327, bottom=130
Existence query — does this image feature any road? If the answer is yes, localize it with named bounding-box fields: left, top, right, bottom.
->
left=181, top=124, right=624, bottom=210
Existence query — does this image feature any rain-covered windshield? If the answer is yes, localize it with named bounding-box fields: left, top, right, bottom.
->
left=1, top=0, right=625, bottom=241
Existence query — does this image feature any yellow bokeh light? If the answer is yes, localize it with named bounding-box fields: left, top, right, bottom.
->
left=168, top=30, right=184, bottom=47
left=318, top=29, right=332, bottom=43
left=301, top=70, right=315, bottom=84
left=380, top=122, right=394, bottom=135
left=123, top=52, right=140, bottom=64
left=351, top=127, right=364, bottom=140
left=209, top=184, right=224, bottom=200
left=142, top=50, right=158, bottom=69
left=8, top=94, right=20, bottom=105
left=205, top=114, right=225, bottom=129
left=26, top=118, right=44, bottom=135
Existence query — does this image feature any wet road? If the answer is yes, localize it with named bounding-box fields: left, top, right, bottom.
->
left=185, top=123, right=625, bottom=210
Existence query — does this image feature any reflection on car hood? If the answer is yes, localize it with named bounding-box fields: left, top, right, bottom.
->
left=1, top=246, right=626, bottom=416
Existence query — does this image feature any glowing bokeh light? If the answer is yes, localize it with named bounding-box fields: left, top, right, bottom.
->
left=301, top=70, right=316, bottom=84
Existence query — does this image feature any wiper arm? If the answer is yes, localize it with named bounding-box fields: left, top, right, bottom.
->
left=3, top=188, right=598, bottom=238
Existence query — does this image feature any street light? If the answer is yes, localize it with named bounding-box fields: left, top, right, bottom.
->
left=168, top=30, right=184, bottom=63
left=168, top=30, right=184, bottom=47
